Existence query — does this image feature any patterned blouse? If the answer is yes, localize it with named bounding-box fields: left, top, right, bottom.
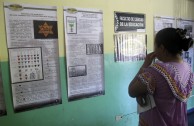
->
left=138, top=61, right=193, bottom=126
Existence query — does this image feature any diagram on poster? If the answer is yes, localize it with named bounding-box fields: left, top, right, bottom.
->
left=114, top=33, right=147, bottom=62
left=9, top=48, right=43, bottom=83
left=0, top=64, right=6, bottom=116
left=64, top=7, right=105, bottom=101
left=4, top=3, right=61, bottom=112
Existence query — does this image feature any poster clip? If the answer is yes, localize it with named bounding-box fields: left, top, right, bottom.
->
left=67, top=8, right=78, bottom=14
left=8, top=4, right=23, bottom=11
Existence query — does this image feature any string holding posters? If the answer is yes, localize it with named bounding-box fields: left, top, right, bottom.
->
left=64, top=7, right=105, bottom=101
left=4, top=3, right=61, bottom=112
left=114, top=33, right=147, bottom=62
left=176, top=19, right=194, bottom=70
left=154, top=16, right=176, bottom=34
left=0, top=62, right=6, bottom=116
left=114, top=12, right=145, bottom=32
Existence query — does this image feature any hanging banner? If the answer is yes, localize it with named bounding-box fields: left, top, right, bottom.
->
left=0, top=62, right=6, bottom=116
left=176, top=19, right=194, bottom=70
left=4, top=3, right=62, bottom=112
left=114, top=33, right=147, bottom=62
left=114, top=12, right=145, bottom=32
left=64, top=7, right=105, bottom=101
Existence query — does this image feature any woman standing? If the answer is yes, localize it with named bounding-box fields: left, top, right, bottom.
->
left=128, top=28, right=193, bottom=126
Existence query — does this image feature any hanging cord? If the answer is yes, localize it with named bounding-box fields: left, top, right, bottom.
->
left=120, top=111, right=137, bottom=119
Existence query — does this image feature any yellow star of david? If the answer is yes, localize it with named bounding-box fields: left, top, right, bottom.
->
left=38, top=22, right=53, bottom=37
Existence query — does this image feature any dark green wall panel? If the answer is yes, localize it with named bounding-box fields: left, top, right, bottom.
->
left=0, top=54, right=140, bottom=126
left=0, top=54, right=193, bottom=126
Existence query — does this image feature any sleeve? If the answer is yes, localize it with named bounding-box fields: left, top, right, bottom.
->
left=138, top=68, right=156, bottom=95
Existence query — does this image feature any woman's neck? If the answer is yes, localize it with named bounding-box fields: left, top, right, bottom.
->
left=161, top=54, right=183, bottom=63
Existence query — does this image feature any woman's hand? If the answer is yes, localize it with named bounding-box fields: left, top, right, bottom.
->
left=142, top=52, right=156, bottom=68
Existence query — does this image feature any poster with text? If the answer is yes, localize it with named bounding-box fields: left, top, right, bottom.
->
left=177, top=19, right=194, bottom=71
left=114, top=12, right=145, bottom=32
left=4, top=3, right=61, bottom=112
left=154, top=16, right=176, bottom=34
left=0, top=63, right=6, bottom=116
left=64, top=7, right=105, bottom=101
left=114, top=33, right=147, bottom=62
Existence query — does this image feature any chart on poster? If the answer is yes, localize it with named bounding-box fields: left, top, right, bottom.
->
left=0, top=63, right=6, bottom=116
left=9, top=48, right=43, bottom=83
left=64, top=7, right=105, bottom=101
left=4, top=2, right=61, bottom=112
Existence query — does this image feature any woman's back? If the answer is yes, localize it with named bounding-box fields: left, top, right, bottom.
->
left=139, top=61, right=192, bottom=126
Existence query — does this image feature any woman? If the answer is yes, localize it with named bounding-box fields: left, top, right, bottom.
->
left=128, top=28, right=193, bottom=126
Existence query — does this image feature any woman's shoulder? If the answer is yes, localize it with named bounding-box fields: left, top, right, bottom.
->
left=150, top=61, right=191, bottom=72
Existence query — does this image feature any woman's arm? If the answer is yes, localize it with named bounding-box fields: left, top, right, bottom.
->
left=128, top=52, right=156, bottom=98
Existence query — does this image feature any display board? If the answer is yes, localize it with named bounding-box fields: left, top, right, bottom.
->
left=0, top=62, right=6, bottom=116
left=176, top=19, right=194, bottom=70
left=154, top=16, right=176, bottom=34
left=114, top=12, right=145, bottom=32
left=114, top=33, right=147, bottom=62
left=4, top=3, right=61, bottom=112
left=64, top=7, right=105, bottom=101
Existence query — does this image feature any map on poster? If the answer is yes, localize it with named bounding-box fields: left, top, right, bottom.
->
left=64, top=7, right=105, bottom=101
left=4, top=2, right=61, bottom=112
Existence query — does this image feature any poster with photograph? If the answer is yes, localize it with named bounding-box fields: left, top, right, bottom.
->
left=114, top=12, right=145, bottom=32
left=154, top=16, right=176, bottom=34
left=114, top=33, right=147, bottom=62
left=0, top=63, right=6, bottom=116
left=4, top=3, right=61, bottom=112
left=64, top=7, right=105, bottom=101
left=176, top=19, right=194, bottom=71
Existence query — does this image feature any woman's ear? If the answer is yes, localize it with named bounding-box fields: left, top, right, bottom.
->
left=160, top=44, right=170, bottom=56
left=159, top=45, right=166, bottom=53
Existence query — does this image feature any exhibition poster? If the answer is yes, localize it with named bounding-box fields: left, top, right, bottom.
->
left=64, top=7, right=105, bottom=101
left=114, top=33, right=147, bottom=62
left=177, top=19, right=194, bottom=70
left=0, top=60, right=6, bottom=116
left=4, top=3, right=62, bottom=112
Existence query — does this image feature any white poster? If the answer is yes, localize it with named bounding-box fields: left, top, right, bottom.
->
left=0, top=64, right=6, bottom=116
left=114, top=33, right=147, bottom=62
left=176, top=19, right=194, bottom=71
left=4, top=3, right=61, bottom=112
left=64, top=7, right=105, bottom=101
left=154, top=16, right=176, bottom=33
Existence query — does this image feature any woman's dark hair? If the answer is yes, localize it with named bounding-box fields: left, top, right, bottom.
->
left=155, top=28, right=193, bottom=55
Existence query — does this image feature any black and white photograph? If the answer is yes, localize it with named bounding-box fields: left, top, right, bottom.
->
left=68, top=65, right=87, bottom=77
left=86, top=44, right=103, bottom=55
